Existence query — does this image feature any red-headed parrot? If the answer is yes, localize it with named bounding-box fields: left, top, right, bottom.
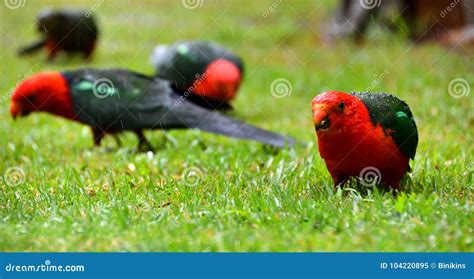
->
left=18, top=9, right=99, bottom=60
left=150, top=41, right=243, bottom=110
left=311, top=91, right=418, bottom=190
left=10, top=69, right=294, bottom=150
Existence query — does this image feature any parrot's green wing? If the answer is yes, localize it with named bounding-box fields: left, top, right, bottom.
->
left=351, top=92, right=418, bottom=159
left=63, top=68, right=294, bottom=148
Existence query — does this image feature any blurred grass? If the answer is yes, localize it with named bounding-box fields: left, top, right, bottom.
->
left=0, top=0, right=473, bottom=251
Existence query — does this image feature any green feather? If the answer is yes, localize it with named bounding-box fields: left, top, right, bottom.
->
left=351, top=92, right=419, bottom=160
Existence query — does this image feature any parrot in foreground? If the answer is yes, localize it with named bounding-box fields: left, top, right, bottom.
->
left=10, top=69, right=294, bottom=150
left=150, top=40, right=243, bottom=110
left=18, top=9, right=99, bottom=60
left=311, top=91, right=418, bottom=190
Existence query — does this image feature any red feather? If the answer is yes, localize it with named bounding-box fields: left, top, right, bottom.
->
left=10, top=72, right=75, bottom=120
left=191, top=59, right=241, bottom=101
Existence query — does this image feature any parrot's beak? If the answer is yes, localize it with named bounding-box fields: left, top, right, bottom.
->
left=312, top=105, right=330, bottom=131
left=10, top=101, right=22, bottom=120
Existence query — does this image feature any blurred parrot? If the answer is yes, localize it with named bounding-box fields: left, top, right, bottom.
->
left=150, top=41, right=243, bottom=110
left=18, top=9, right=99, bottom=60
left=10, top=69, right=294, bottom=150
left=311, top=91, right=418, bottom=190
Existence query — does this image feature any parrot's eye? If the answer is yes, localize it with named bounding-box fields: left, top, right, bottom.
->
left=338, top=102, right=345, bottom=111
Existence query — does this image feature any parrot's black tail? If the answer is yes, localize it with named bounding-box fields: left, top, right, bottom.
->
left=17, top=38, right=47, bottom=56
left=172, top=99, right=295, bottom=148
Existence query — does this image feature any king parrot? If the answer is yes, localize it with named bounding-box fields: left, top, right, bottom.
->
left=311, top=91, right=418, bottom=190
left=150, top=40, right=243, bottom=110
left=10, top=69, right=295, bottom=150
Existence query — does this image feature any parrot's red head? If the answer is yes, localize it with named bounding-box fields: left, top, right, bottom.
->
left=311, top=91, right=369, bottom=136
left=192, top=59, right=241, bottom=101
left=10, top=72, right=74, bottom=120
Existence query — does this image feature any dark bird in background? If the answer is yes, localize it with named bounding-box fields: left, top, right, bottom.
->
left=10, top=69, right=294, bottom=151
left=324, top=0, right=415, bottom=42
left=150, top=41, right=244, bottom=111
left=18, top=9, right=99, bottom=60
left=324, top=0, right=474, bottom=51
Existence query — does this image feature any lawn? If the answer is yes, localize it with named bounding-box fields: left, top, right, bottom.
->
left=0, top=0, right=472, bottom=251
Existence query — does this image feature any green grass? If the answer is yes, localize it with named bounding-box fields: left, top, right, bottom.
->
left=0, top=0, right=473, bottom=251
